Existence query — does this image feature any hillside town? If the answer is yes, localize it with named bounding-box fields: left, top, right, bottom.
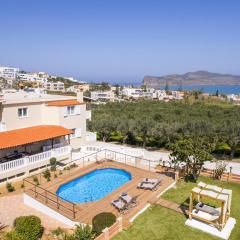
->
left=3, top=65, right=238, bottom=105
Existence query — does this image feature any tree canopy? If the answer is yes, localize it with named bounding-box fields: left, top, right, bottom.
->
left=88, top=99, right=240, bottom=157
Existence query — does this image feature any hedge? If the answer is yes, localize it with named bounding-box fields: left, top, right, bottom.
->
left=92, top=212, right=116, bottom=235
left=14, top=215, right=43, bottom=240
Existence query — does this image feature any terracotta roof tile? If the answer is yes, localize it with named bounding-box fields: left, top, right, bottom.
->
left=47, top=100, right=82, bottom=106
left=0, top=125, right=72, bottom=150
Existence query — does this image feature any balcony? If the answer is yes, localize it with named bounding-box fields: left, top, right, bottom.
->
left=0, top=145, right=71, bottom=179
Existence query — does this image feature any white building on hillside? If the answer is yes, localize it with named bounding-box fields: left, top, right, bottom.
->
left=91, top=91, right=115, bottom=102
left=171, top=91, right=184, bottom=100
left=155, top=90, right=167, bottom=100
left=121, top=88, right=144, bottom=99
left=67, top=84, right=90, bottom=93
left=18, top=73, right=47, bottom=83
left=0, top=66, right=20, bottom=79
left=43, top=81, right=65, bottom=92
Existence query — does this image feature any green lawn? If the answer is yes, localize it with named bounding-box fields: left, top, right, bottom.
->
left=114, top=176, right=240, bottom=240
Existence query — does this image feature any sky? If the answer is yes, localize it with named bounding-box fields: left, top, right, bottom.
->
left=0, top=0, right=240, bottom=84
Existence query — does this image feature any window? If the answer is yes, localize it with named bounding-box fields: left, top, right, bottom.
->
left=70, top=128, right=76, bottom=139
left=18, top=108, right=28, bottom=118
left=67, top=105, right=75, bottom=115
left=69, top=128, right=81, bottom=139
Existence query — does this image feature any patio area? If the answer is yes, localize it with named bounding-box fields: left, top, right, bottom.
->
left=24, top=160, right=175, bottom=227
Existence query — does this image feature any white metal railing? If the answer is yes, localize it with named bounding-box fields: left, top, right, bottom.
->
left=83, top=145, right=144, bottom=157
left=0, top=145, right=71, bottom=173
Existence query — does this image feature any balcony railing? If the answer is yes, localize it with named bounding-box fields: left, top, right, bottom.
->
left=0, top=145, right=71, bottom=173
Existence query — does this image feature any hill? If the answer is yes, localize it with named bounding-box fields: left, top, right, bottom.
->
left=143, top=71, right=240, bottom=89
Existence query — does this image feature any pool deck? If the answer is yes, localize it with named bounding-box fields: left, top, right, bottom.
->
left=25, top=161, right=175, bottom=228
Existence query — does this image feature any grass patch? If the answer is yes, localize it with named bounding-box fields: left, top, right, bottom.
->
left=114, top=176, right=240, bottom=240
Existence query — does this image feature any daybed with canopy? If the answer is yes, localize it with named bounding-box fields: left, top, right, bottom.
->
left=189, top=182, right=232, bottom=230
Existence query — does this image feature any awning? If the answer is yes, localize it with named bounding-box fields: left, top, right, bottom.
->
left=47, top=100, right=82, bottom=106
left=0, top=125, right=72, bottom=150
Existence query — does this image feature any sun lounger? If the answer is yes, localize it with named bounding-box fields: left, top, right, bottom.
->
left=143, top=178, right=161, bottom=184
left=111, top=198, right=127, bottom=213
left=120, top=193, right=137, bottom=207
left=120, top=192, right=132, bottom=204
left=137, top=181, right=159, bottom=191
left=195, top=202, right=221, bottom=216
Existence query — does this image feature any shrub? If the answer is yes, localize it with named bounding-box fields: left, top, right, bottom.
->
left=213, top=161, right=227, bottom=180
left=14, top=215, right=43, bottom=240
left=52, top=227, right=69, bottom=239
left=32, top=176, right=39, bottom=185
left=43, top=169, right=51, bottom=181
left=50, top=157, right=57, bottom=171
left=70, top=163, right=77, bottom=169
left=3, top=230, right=22, bottom=240
left=92, top=212, right=116, bottom=235
left=74, top=224, right=95, bottom=240
left=234, top=148, right=240, bottom=158
left=52, top=225, right=94, bottom=240
left=109, top=131, right=124, bottom=142
left=214, top=143, right=231, bottom=155
left=6, top=182, right=15, bottom=192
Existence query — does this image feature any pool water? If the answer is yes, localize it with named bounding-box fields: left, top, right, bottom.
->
left=56, top=168, right=132, bottom=203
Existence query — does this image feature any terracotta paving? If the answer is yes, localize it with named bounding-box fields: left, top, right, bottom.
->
left=0, top=194, right=69, bottom=230
left=25, top=161, right=175, bottom=228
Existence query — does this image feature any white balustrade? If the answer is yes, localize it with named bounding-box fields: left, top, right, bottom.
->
left=52, top=145, right=71, bottom=157
left=83, top=145, right=144, bottom=158
left=0, top=145, right=71, bottom=173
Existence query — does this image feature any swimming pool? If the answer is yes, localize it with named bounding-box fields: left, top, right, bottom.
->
left=56, top=168, right=132, bottom=203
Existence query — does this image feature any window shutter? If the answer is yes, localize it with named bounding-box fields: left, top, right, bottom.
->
left=75, top=128, right=81, bottom=137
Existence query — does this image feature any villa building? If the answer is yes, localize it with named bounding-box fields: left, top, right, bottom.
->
left=121, top=88, right=144, bottom=99
left=43, top=81, right=65, bottom=92
left=0, top=91, right=92, bottom=182
left=67, top=84, right=90, bottom=93
left=91, top=90, right=115, bottom=102
left=0, top=66, right=20, bottom=79
left=18, top=73, right=47, bottom=83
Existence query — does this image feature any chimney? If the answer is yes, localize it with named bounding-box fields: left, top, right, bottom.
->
left=77, top=90, right=83, bottom=102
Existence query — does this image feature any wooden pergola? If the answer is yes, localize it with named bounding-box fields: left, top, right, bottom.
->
left=189, top=182, right=232, bottom=230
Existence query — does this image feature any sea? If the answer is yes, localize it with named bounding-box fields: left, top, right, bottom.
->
left=168, top=85, right=240, bottom=95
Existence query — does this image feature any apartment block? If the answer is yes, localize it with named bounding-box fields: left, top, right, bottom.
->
left=0, top=66, right=20, bottom=79
left=43, top=81, right=65, bottom=91
left=91, top=91, right=115, bottom=102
